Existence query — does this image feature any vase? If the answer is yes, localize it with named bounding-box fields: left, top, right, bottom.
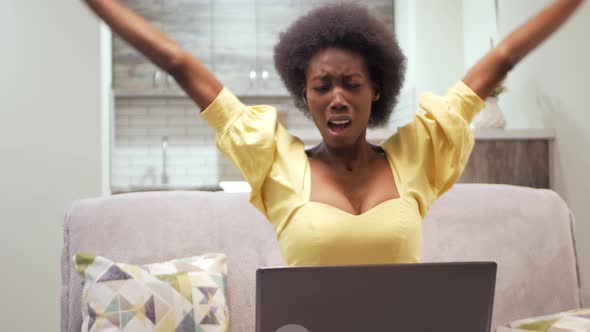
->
left=471, top=96, right=506, bottom=130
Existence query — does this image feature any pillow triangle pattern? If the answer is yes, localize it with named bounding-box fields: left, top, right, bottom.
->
left=97, top=265, right=133, bottom=282
left=74, top=252, right=229, bottom=332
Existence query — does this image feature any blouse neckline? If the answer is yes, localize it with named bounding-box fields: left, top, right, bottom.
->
left=302, top=140, right=406, bottom=217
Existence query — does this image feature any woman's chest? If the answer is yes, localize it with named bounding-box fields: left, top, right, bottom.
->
left=278, top=198, right=423, bottom=266
left=308, top=157, right=400, bottom=215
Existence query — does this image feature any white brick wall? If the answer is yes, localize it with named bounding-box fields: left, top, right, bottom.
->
left=113, top=97, right=218, bottom=187
left=113, top=92, right=414, bottom=189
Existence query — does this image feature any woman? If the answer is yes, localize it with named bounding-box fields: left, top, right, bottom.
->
left=84, top=0, right=584, bottom=266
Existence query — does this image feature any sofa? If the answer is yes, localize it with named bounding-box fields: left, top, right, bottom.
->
left=61, top=184, right=582, bottom=331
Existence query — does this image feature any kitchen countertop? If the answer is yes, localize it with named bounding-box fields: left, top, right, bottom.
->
left=111, top=185, right=222, bottom=195
left=292, top=128, right=556, bottom=144
left=111, top=130, right=555, bottom=195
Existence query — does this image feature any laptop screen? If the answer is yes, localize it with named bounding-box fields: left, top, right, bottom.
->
left=256, top=262, right=496, bottom=332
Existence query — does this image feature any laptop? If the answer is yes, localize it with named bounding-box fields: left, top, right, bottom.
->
left=256, top=262, right=497, bottom=332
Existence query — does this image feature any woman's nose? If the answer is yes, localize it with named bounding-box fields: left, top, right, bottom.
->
left=329, top=89, right=347, bottom=111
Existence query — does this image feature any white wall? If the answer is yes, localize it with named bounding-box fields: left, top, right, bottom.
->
left=395, top=0, right=464, bottom=96
left=495, top=0, right=590, bottom=304
left=394, top=0, right=463, bottom=128
left=463, top=0, right=498, bottom=70
left=0, top=0, right=109, bottom=330
left=414, top=0, right=465, bottom=96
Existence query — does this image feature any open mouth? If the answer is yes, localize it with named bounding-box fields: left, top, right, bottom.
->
left=327, top=119, right=352, bottom=135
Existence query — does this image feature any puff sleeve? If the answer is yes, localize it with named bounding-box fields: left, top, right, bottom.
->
left=383, top=81, right=485, bottom=217
left=200, top=88, right=307, bottom=232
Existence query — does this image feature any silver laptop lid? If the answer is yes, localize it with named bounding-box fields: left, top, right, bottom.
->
left=256, top=262, right=496, bottom=332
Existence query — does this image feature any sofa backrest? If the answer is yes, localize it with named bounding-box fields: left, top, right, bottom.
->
left=61, top=190, right=283, bottom=332
left=61, top=184, right=580, bottom=331
left=422, top=184, right=581, bottom=328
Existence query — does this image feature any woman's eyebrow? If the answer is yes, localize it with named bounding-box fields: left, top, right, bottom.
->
left=310, top=73, right=329, bottom=81
left=344, top=73, right=364, bottom=79
left=310, top=72, right=364, bottom=81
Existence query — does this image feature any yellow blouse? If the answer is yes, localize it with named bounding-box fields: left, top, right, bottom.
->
left=201, top=81, right=485, bottom=266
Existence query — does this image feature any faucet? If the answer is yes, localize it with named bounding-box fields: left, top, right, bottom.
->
left=161, top=136, right=169, bottom=185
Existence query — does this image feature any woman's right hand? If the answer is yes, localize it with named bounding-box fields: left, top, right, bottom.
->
left=84, top=0, right=222, bottom=110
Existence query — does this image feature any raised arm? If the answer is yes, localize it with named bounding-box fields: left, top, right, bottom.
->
left=84, top=0, right=222, bottom=109
left=463, top=0, right=584, bottom=100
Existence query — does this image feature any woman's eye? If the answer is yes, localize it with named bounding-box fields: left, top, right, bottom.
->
left=313, top=85, right=330, bottom=93
left=347, top=83, right=361, bottom=89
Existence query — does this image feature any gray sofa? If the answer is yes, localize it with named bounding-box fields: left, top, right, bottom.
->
left=61, top=184, right=582, bottom=331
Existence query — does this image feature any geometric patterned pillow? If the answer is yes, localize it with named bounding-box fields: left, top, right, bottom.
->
left=496, top=308, right=590, bottom=332
left=73, top=252, right=228, bottom=332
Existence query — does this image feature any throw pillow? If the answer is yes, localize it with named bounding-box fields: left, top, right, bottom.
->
left=73, top=252, right=228, bottom=332
left=496, top=308, right=590, bottom=332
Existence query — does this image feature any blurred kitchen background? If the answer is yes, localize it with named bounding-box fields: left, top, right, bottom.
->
left=110, top=0, right=407, bottom=193
left=109, top=0, right=557, bottom=194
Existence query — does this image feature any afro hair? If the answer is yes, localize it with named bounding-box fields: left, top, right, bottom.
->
left=273, top=3, right=407, bottom=128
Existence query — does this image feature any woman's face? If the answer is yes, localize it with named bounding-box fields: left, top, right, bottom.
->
left=303, top=47, right=379, bottom=149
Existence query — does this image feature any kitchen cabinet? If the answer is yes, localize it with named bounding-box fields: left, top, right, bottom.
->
left=113, top=0, right=395, bottom=97
left=113, top=0, right=213, bottom=95
left=112, top=0, right=167, bottom=94
left=163, top=0, right=213, bottom=74
left=211, top=0, right=258, bottom=96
